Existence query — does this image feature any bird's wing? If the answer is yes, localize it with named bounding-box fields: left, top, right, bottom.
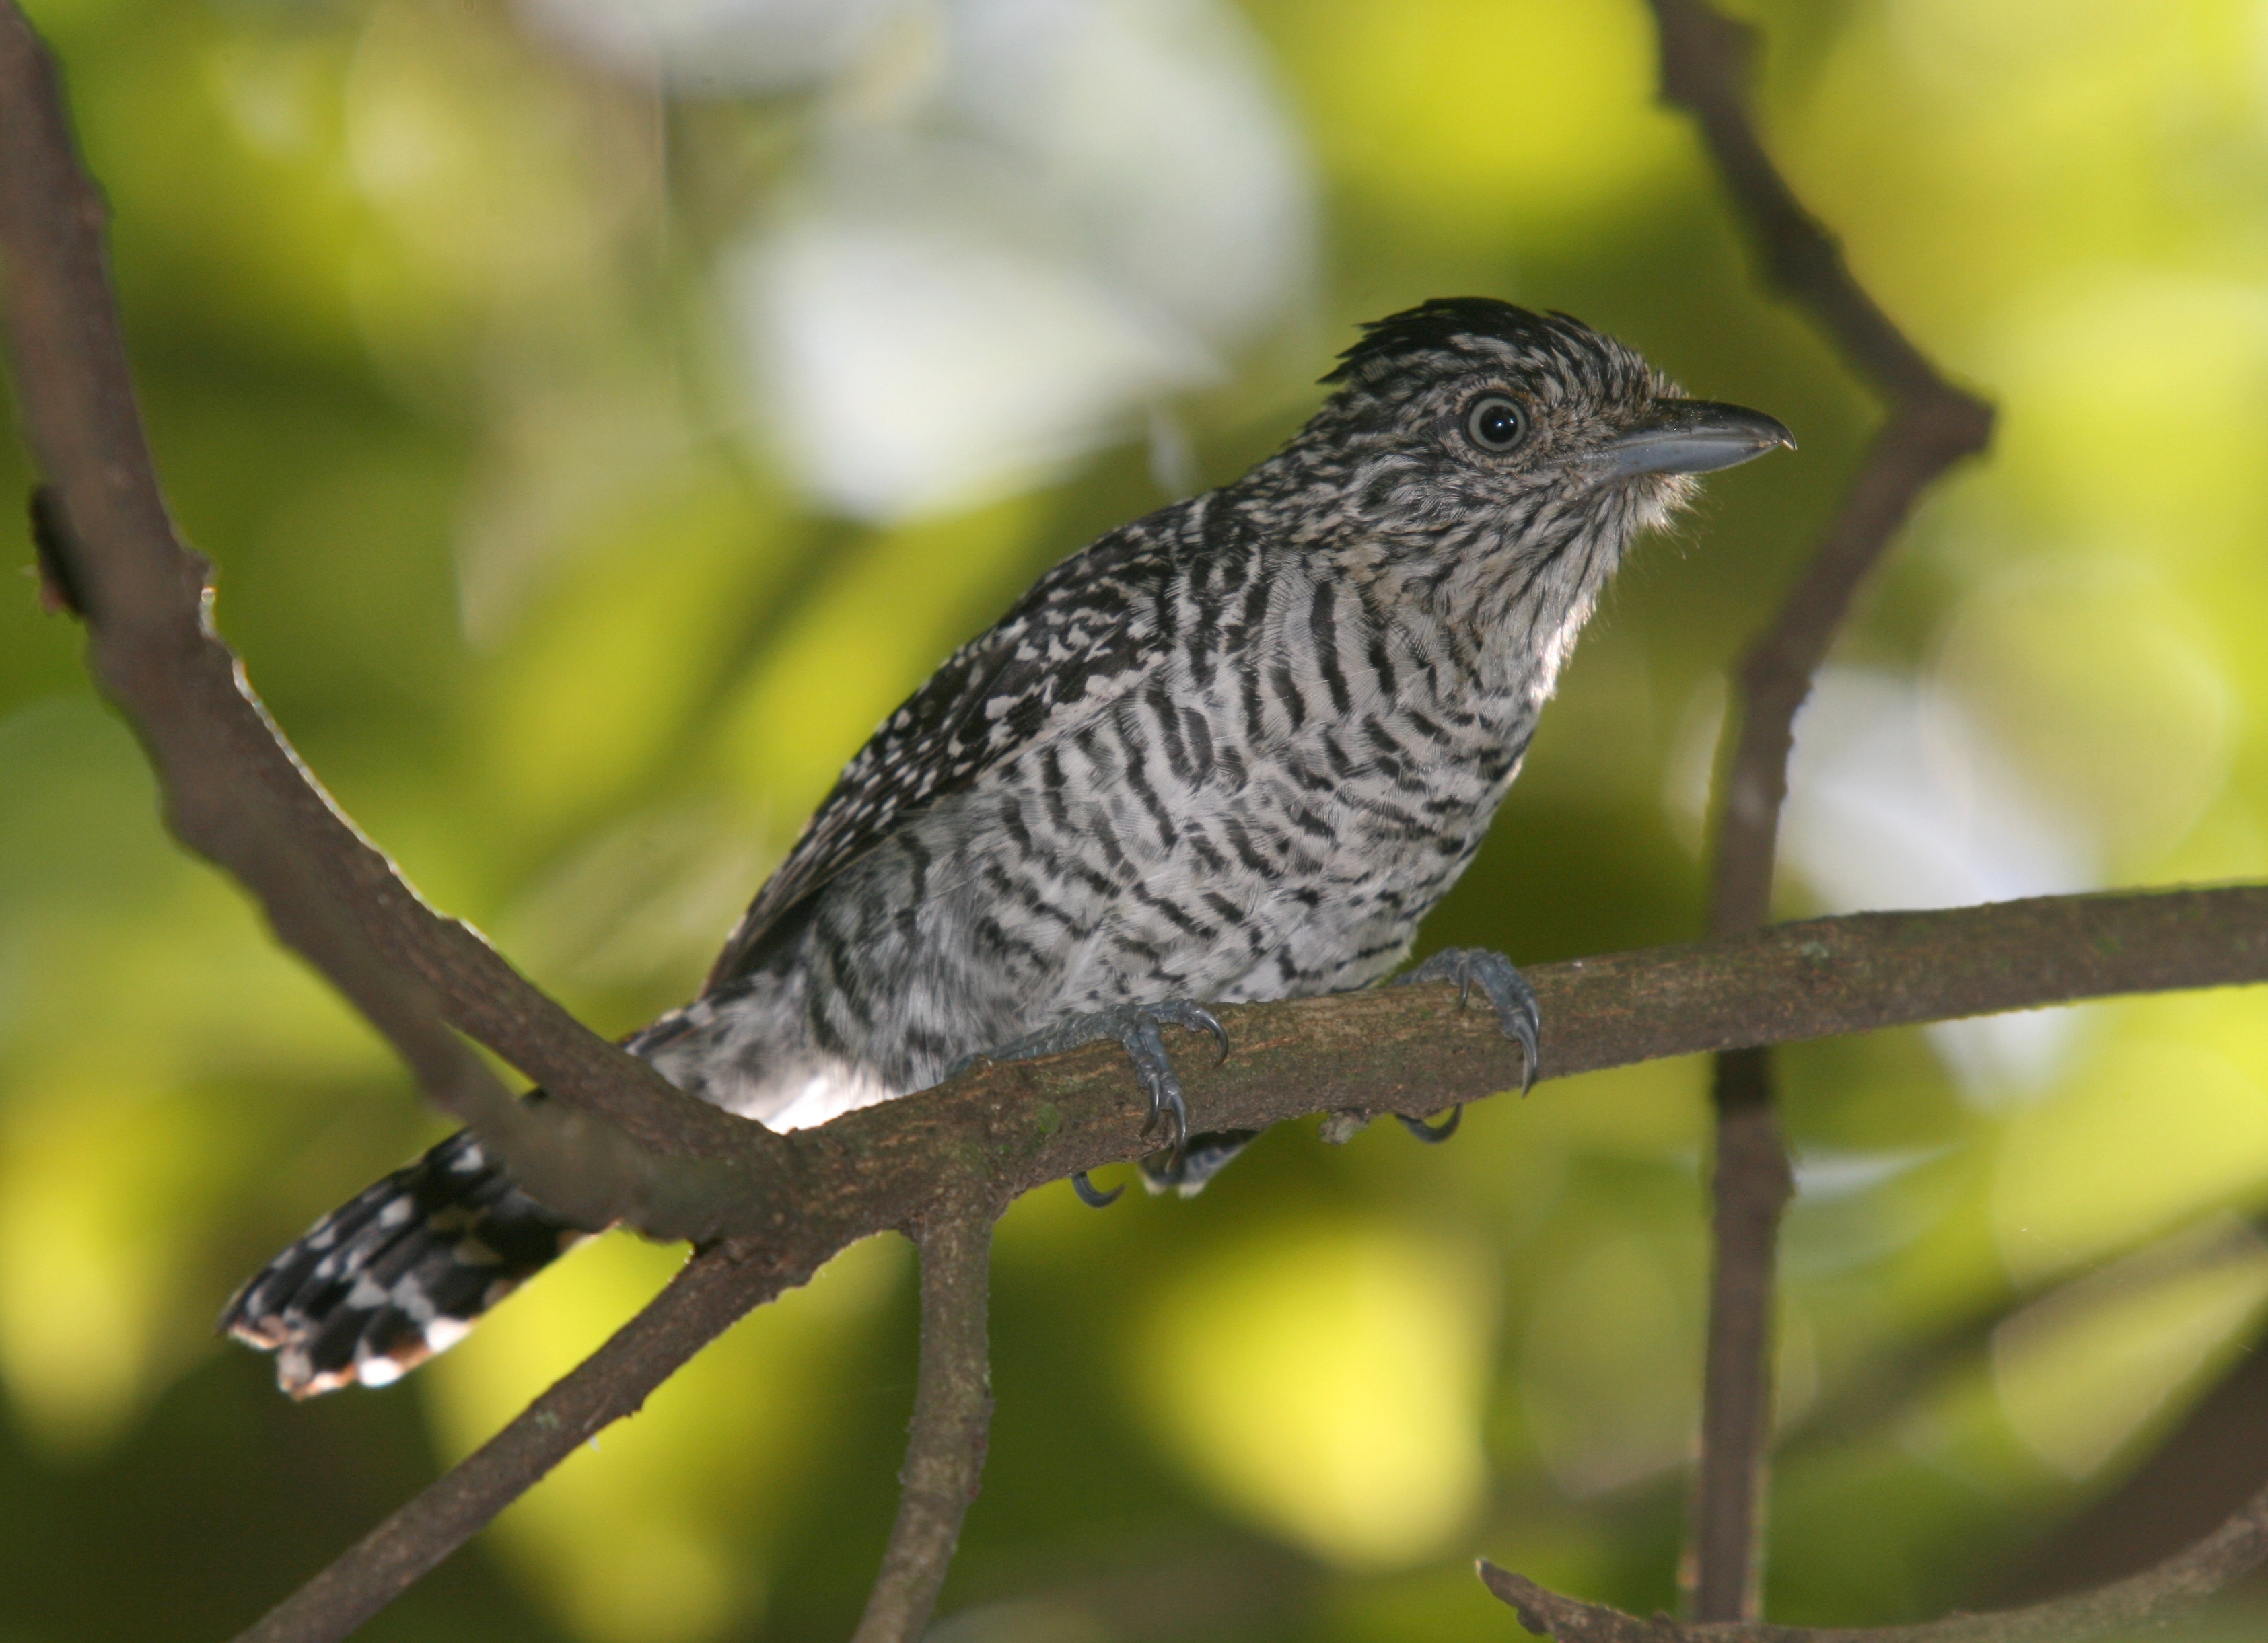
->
left=703, top=499, right=1205, bottom=988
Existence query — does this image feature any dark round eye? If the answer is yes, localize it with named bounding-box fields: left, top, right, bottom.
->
left=1464, top=393, right=1526, bottom=453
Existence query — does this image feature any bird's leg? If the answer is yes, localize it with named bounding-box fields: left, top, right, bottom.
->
left=952, top=1002, right=1230, bottom=1206
left=1394, top=948, right=1541, bottom=1140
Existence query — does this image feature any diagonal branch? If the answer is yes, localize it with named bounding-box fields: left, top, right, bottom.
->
left=1644, top=0, right=1998, bottom=1617
left=1979, top=1315, right=2268, bottom=1605
left=231, top=1240, right=793, bottom=1643
left=851, top=1185, right=1002, bottom=1643
left=1479, top=1471, right=2268, bottom=1641
left=0, top=0, right=773, bottom=1235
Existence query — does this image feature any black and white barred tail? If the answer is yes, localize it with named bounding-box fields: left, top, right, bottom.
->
left=219, top=1129, right=589, bottom=1398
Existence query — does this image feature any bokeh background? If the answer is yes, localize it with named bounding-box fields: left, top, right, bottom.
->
left=4, top=0, right=2268, bottom=1638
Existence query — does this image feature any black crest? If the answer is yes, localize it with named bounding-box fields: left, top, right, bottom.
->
left=1322, top=297, right=1598, bottom=386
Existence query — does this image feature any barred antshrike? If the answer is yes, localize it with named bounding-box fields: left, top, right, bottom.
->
left=223, top=298, right=1791, bottom=1396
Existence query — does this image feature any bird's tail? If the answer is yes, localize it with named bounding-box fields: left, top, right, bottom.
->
left=219, top=1126, right=592, bottom=1399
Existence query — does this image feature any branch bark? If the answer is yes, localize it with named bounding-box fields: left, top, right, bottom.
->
left=851, top=1189, right=1000, bottom=1643
left=1643, top=0, right=1998, bottom=1616
left=231, top=1241, right=793, bottom=1643
left=1479, top=1472, right=2268, bottom=1641
left=0, top=0, right=775, bottom=1237
left=228, top=883, right=2268, bottom=1640
left=1693, top=1046, right=1788, bottom=1619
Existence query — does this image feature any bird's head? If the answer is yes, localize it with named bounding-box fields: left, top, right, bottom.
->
left=1249, top=299, right=1791, bottom=647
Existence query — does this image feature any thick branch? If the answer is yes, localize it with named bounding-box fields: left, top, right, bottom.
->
left=1479, top=1473, right=2268, bottom=1640
left=240, top=885, right=2268, bottom=1638
left=1645, top=0, right=1999, bottom=1615
left=0, top=1, right=769, bottom=1229
left=851, top=1190, right=1000, bottom=1643
left=230, top=1240, right=795, bottom=1643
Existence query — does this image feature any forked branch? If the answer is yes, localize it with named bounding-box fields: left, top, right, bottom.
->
left=224, top=885, right=2268, bottom=1642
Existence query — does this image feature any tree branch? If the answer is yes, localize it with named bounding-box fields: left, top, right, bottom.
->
left=1643, top=0, right=1999, bottom=1615
left=0, top=0, right=774, bottom=1235
left=1479, top=1472, right=2268, bottom=1641
left=1693, top=1046, right=1789, bottom=1619
left=851, top=1188, right=1001, bottom=1643
left=1978, top=1302, right=2268, bottom=1604
left=227, top=883, right=2268, bottom=1638
left=229, top=1239, right=796, bottom=1643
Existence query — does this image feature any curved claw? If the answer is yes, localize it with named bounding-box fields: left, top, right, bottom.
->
left=1399, top=947, right=1542, bottom=1094
left=974, top=998, right=1223, bottom=1162
left=1397, top=1105, right=1462, bottom=1144
left=1507, top=1009, right=1541, bottom=1097
left=1181, top=1003, right=1232, bottom=1065
left=1143, top=1081, right=1191, bottom=1153
left=1121, top=1010, right=1205, bottom=1152
left=1070, top=1171, right=1123, bottom=1209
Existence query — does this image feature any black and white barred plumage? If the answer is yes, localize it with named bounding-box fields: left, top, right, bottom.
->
left=222, top=299, right=1789, bottom=1397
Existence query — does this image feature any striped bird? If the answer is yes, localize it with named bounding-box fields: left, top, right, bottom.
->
left=222, top=298, right=1789, bottom=1397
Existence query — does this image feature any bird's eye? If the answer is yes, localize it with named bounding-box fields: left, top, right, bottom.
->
left=1464, top=394, right=1526, bottom=453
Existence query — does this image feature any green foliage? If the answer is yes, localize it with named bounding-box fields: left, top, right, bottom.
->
left=4, top=0, right=2268, bottom=1638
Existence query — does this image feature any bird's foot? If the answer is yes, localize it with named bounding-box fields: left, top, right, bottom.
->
left=961, top=1001, right=1230, bottom=1206
left=1396, top=947, right=1541, bottom=1097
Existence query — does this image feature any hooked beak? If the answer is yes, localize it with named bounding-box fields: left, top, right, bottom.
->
left=1598, top=400, right=1795, bottom=479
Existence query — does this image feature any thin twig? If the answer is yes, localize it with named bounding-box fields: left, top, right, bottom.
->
left=851, top=1189, right=1001, bottom=1643
left=1989, top=1365, right=2268, bottom=1605
left=230, top=1240, right=795, bottom=1643
left=1479, top=1475, right=2268, bottom=1640
left=1643, top=0, right=1997, bottom=1615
